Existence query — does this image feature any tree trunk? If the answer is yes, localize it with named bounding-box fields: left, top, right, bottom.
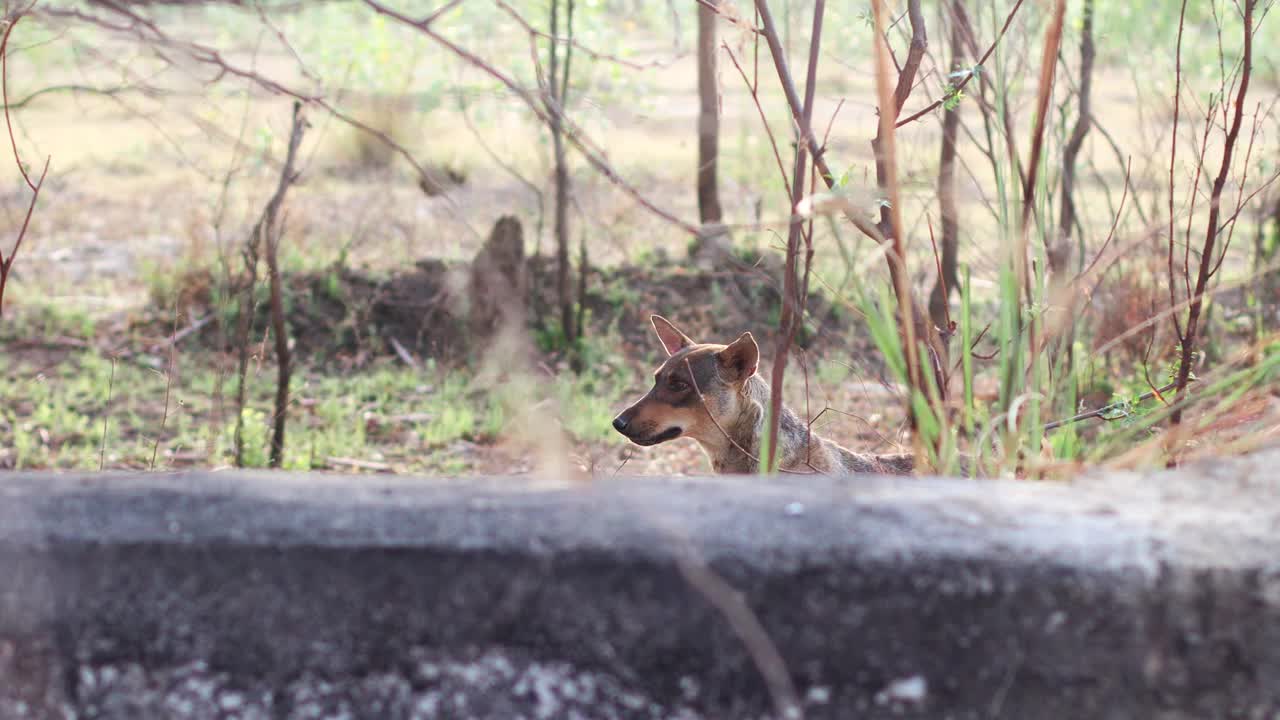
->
left=1054, top=0, right=1095, bottom=276
left=929, top=1, right=964, bottom=330
left=696, top=0, right=723, bottom=226
left=266, top=103, right=307, bottom=468
left=548, top=0, right=576, bottom=347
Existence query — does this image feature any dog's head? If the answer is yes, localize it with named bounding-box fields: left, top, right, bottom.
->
left=611, top=315, right=759, bottom=446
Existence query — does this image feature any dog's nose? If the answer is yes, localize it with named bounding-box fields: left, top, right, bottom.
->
left=612, top=416, right=629, bottom=433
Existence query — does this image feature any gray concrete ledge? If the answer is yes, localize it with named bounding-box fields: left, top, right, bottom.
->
left=1, top=452, right=1280, bottom=719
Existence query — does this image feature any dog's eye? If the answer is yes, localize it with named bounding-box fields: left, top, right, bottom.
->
left=668, top=378, right=689, bottom=392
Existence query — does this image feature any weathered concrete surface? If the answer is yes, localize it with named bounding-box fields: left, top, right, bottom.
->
left=1, top=452, right=1279, bottom=719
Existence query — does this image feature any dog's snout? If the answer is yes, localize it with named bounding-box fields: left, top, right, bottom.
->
left=612, top=415, right=629, bottom=433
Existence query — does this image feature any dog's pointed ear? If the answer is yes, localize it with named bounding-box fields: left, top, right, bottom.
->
left=651, top=315, right=695, bottom=356
left=717, top=332, right=759, bottom=383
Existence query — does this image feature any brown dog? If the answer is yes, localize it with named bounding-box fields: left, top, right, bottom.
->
left=612, top=316, right=914, bottom=475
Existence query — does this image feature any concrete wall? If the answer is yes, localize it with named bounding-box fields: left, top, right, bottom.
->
left=1, top=452, right=1279, bottom=719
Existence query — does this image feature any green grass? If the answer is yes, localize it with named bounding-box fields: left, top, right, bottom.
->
left=0, top=301, right=99, bottom=343
left=2, top=337, right=633, bottom=473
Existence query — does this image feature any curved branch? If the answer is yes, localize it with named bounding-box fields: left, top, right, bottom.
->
left=1, top=7, right=52, bottom=317
left=890, top=0, right=928, bottom=114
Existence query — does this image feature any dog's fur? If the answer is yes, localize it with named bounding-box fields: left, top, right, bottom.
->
left=612, top=316, right=914, bottom=475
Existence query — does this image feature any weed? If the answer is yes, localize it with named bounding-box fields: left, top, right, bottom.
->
left=813, top=360, right=850, bottom=387
left=423, top=404, right=477, bottom=447
left=0, top=302, right=97, bottom=342
left=602, top=281, right=641, bottom=311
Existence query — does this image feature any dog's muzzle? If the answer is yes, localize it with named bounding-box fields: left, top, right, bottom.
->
left=612, top=413, right=682, bottom=446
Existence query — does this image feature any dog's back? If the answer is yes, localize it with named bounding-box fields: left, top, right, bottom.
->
left=776, top=419, right=911, bottom=474
left=831, top=442, right=915, bottom=475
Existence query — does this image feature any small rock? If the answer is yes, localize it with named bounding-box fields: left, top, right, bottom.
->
left=876, top=675, right=927, bottom=706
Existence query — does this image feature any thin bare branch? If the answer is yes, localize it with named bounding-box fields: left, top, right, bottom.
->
left=895, top=0, right=1028, bottom=128
left=266, top=102, right=308, bottom=468
left=1171, top=0, right=1257, bottom=427
left=1167, top=0, right=1190, bottom=342
left=871, top=0, right=924, bottom=432
left=762, top=0, right=825, bottom=472
left=1045, top=381, right=1186, bottom=431
left=0, top=8, right=52, bottom=317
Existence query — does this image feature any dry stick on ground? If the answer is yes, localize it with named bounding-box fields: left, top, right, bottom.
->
left=265, top=103, right=308, bottom=468
left=0, top=9, right=51, bottom=317
left=1170, top=0, right=1257, bottom=429
left=1054, top=0, right=1095, bottom=276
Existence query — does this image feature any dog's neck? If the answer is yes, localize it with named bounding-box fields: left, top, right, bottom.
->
left=697, top=374, right=810, bottom=474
